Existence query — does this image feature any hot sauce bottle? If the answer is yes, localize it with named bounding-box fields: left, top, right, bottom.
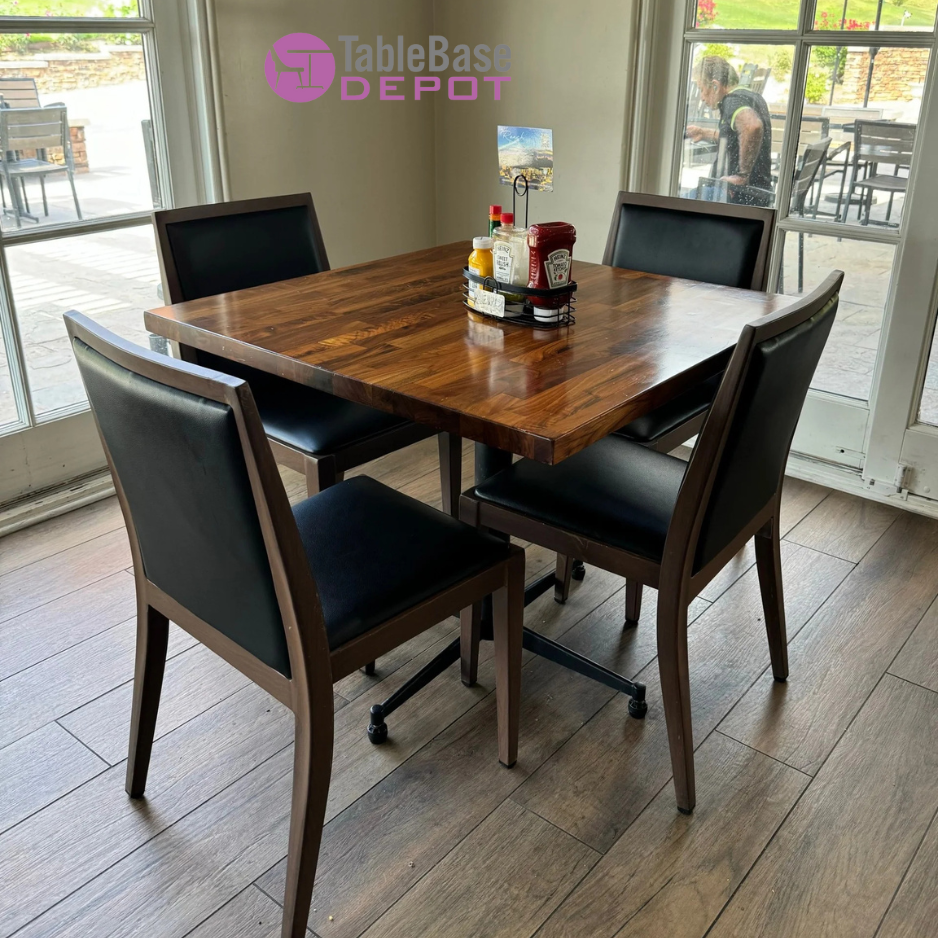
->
left=527, top=222, right=577, bottom=317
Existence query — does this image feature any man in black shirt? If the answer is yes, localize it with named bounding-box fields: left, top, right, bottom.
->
left=687, top=56, right=773, bottom=206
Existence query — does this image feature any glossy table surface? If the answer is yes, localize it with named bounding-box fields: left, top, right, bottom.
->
left=144, top=241, right=793, bottom=464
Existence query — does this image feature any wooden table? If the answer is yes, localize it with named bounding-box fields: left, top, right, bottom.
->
left=145, top=240, right=794, bottom=739
left=144, top=241, right=792, bottom=466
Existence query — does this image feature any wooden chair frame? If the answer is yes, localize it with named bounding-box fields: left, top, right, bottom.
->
left=152, top=193, right=462, bottom=513
left=461, top=272, right=843, bottom=814
left=64, top=311, right=523, bottom=938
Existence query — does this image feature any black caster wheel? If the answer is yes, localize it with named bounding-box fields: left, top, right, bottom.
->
left=628, top=697, right=648, bottom=719
left=368, top=704, right=388, bottom=744
left=571, top=560, right=586, bottom=581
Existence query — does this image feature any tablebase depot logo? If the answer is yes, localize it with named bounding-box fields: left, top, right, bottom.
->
left=265, top=33, right=335, bottom=102
left=265, top=33, right=510, bottom=103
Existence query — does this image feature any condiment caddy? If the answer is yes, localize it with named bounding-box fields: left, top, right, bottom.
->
left=464, top=176, right=577, bottom=328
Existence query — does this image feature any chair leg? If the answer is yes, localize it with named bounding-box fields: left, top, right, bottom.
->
left=438, top=432, right=462, bottom=518
left=40, top=176, right=48, bottom=216
left=798, top=231, right=804, bottom=294
left=755, top=518, right=789, bottom=681
left=125, top=601, right=169, bottom=797
left=657, top=591, right=695, bottom=813
left=305, top=456, right=342, bottom=497
left=460, top=601, right=482, bottom=686
left=281, top=705, right=334, bottom=938
left=493, top=552, right=524, bottom=768
left=67, top=165, right=83, bottom=220
left=625, top=580, right=642, bottom=627
left=554, top=553, right=573, bottom=603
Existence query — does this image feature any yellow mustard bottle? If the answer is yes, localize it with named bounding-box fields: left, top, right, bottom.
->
left=467, top=236, right=494, bottom=308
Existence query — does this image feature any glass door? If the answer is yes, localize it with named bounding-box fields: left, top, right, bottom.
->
left=0, top=0, right=210, bottom=507
left=669, top=0, right=938, bottom=478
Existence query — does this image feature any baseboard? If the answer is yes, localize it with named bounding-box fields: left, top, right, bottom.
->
left=0, top=469, right=115, bottom=537
left=786, top=451, right=938, bottom=520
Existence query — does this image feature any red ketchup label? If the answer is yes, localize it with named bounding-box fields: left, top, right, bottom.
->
left=527, top=222, right=577, bottom=309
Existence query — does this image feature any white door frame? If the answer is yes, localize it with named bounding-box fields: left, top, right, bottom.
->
left=627, top=0, right=938, bottom=515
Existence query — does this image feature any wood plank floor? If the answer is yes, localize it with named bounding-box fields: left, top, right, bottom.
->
left=2, top=436, right=936, bottom=938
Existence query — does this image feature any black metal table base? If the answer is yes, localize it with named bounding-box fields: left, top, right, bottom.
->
left=366, top=442, right=646, bottom=744
left=367, top=567, right=647, bottom=744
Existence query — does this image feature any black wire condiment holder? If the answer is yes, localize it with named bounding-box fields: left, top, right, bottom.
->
left=462, top=268, right=576, bottom=328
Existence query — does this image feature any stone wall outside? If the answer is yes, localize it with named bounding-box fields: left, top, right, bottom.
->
left=840, top=47, right=929, bottom=103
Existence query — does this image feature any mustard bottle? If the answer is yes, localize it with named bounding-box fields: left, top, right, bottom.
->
left=467, top=236, right=494, bottom=308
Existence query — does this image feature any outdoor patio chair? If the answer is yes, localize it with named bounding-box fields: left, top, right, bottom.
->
left=0, top=105, right=82, bottom=227
left=782, top=136, right=833, bottom=293
left=842, top=120, right=916, bottom=227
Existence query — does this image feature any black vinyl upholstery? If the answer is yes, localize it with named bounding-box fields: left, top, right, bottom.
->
left=196, top=351, right=410, bottom=456
left=164, top=204, right=414, bottom=458
left=73, top=338, right=292, bottom=676
left=292, top=476, right=510, bottom=648
left=610, top=201, right=767, bottom=444
left=163, top=205, right=327, bottom=302
left=473, top=437, right=687, bottom=562
left=614, top=373, right=722, bottom=445
left=694, top=294, right=838, bottom=569
left=608, top=202, right=766, bottom=289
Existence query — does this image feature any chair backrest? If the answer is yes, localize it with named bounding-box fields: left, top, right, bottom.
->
left=770, top=115, right=830, bottom=159
left=63, top=311, right=327, bottom=682
left=738, top=63, right=757, bottom=88
left=153, top=193, right=330, bottom=304
left=854, top=120, right=916, bottom=170
left=669, top=271, right=843, bottom=578
left=0, top=77, right=41, bottom=108
left=790, top=136, right=832, bottom=215
left=750, top=66, right=771, bottom=95
left=0, top=105, right=68, bottom=153
left=602, top=192, right=775, bottom=290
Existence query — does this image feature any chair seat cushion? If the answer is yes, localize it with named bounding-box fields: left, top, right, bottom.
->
left=198, top=353, right=412, bottom=456
left=614, top=373, right=721, bottom=444
left=854, top=175, right=908, bottom=193
left=473, top=436, right=687, bottom=562
left=292, top=476, right=510, bottom=649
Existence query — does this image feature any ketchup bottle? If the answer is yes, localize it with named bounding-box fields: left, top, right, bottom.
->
left=527, top=222, right=577, bottom=310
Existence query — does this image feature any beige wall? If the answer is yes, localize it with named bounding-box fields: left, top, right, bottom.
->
left=213, top=0, right=436, bottom=268
left=212, top=0, right=636, bottom=267
left=433, top=0, right=637, bottom=263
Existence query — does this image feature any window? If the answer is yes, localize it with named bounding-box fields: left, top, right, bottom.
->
left=675, top=0, right=935, bottom=404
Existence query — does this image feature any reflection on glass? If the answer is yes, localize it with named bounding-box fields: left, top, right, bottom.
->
left=0, top=1, right=140, bottom=16
left=795, top=44, right=927, bottom=229
left=8, top=226, right=160, bottom=416
left=779, top=232, right=894, bottom=400
left=917, top=323, right=938, bottom=426
left=680, top=44, right=794, bottom=209
left=0, top=329, right=18, bottom=429
left=814, top=0, right=937, bottom=32
left=0, top=33, right=156, bottom=231
left=694, top=0, right=799, bottom=30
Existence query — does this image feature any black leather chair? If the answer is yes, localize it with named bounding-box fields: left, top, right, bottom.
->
left=153, top=193, right=461, bottom=510
left=604, top=192, right=775, bottom=452
left=555, top=192, right=776, bottom=605
left=64, top=310, right=524, bottom=938
left=461, top=271, right=842, bottom=815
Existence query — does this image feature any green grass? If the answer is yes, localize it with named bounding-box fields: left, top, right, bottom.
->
left=0, top=1, right=137, bottom=16
left=698, top=0, right=936, bottom=30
